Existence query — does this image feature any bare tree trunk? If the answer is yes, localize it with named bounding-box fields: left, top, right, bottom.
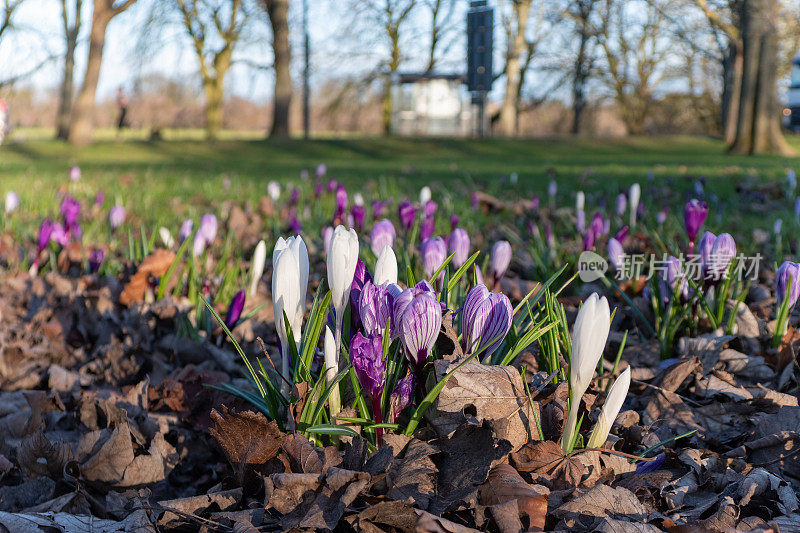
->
left=497, top=0, right=531, bottom=137
left=69, top=0, right=135, bottom=145
left=57, top=0, right=81, bottom=140
left=571, top=29, right=589, bottom=134
left=382, top=27, right=401, bottom=134
left=266, top=0, right=291, bottom=137
left=721, top=39, right=742, bottom=145
left=730, top=0, right=793, bottom=155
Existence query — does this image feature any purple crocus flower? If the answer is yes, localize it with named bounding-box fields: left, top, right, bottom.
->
left=350, top=332, right=385, bottom=400
left=530, top=196, right=540, bottom=211
left=288, top=211, right=303, bottom=234
left=336, top=184, right=348, bottom=213
left=420, top=215, right=435, bottom=241
left=794, top=197, right=800, bottom=220
left=95, top=190, right=104, bottom=207
left=697, top=231, right=716, bottom=277
left=389, top=372, right=416, bottom=423
left=615, top=225, right=629, bottom=242
left=179, top=219, right=194, bottom=244
left=448, top=229, right=470, bottom=268
left=424, top=200, right=437, bottom=218
left=37, top=219, right=55, bottom=255
left=372, top=200, right=388, bottom=220
left=576, top=209, right=586, bottom=234
left=192, top=230, right=207, bottom=257
left=225, top=290, right=246, bottom=330
left=590, top=212, right=604, bottom=238
left=607, top=238, right=624, bottom=270
left=548, top=180, right=557, bottom=199
left=684, top=199, right=708, bottom=251
left=290, top=188, right=300, bottom=206
left=316, top=164, right=327, bottom=178
left=657, top=209, right=667, bottom=225
left=490, top=241, right=512, bottom=281
left=398, top=290, right=442, bottom=367
left=776, top=261, right=800, bottom=310
left=615, top=193, right=627, bottom=217
left=199, top=214, right=218, bottom=245
left=314, top=182, right=323, bottom=197
left=706, top=233, right=736, bottom=282
left=352, top=204, right=366, bottom=231
left=462, top=284, right=513, bottom=357
left=69, top=166, right=81, bottom=181
left=359, top=281, right=396, bottom=338
left=370, top=219, right=396, bottom=256
left=109, top=205, right=126, bottom=229
left=450, top=214, right=459, bottom=230
left=398, top=201, right=418, bottom=232
left=421, top=237, right=447, bottom=280
left=583, top=231, right=595, bottom=251
left=636, top=453, right=665, bottom=474
left=89, top=249, right=104, bottom=273
left=391, top=281, right=435, bottom=338
left=50, top=223, right=68, bottom=247
left=327, top=178, right=337, bottom=192
left=349, top=259, right=372, bottom=328
left=60, top=196, right=81, bottom=234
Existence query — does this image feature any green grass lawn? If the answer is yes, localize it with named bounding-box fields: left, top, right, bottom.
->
left=2, top=130, right=800, bottom=243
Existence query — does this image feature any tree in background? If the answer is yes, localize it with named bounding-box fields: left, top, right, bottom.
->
left=56, top=0, right=82, bottom=140
left=422, top=0, right=458, bottom=71
left=729, top=0, right=793, bottom=154
left=69, top=0, right=138, bottom=145
left=263, top=0, right=291, bottom=137
left=566, top=0, right=599, bottom=134
left=0, top=0, right=24, bottom=42
left=596, top=0, right=670, bottom=135
left=496, top=0, right=532, bottom=137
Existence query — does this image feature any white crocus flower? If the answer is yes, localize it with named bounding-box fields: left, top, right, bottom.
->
left=374, top=245, right=398, bottom=285
left=560, top=292, right=611, bottom=453
left=420, top=186, right=432, bottom=205
left=576, top=191, right=585, bottom=212
left=272, top=235, right=309, bottom=380
left=629, top=183, right=641, bottom=228
left=159, top=227, right=174, bottom=249
left=267, top=181, right=281, bottom=202
left=586, top=367, right=631, bottom=448
left=327, top=225, right=359, bottom=348
left=249, top=240, right=267, bottom=297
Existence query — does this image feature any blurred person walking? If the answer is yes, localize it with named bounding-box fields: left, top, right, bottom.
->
left=116, top=87, right=129, bottom=137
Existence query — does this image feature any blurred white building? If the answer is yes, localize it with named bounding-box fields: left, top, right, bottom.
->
left=390, top=73, right=471, bottom=136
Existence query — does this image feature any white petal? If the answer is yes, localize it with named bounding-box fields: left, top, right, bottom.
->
left=374, top=246, right=398, bottom=285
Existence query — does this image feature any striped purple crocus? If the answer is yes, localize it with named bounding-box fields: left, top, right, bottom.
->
left=776, top=261, right=800, bottom=310
left=398, top=201, right=418, bottom=231
left=370, top=219, right=396, bottom=255
left=448, top=228, right=470, bottom=268
left=462, top=284, right=513, bottom=358
left=389, top=371, right=417, bottom=423
left=397, top=289, right=441, bottom=367
left=359, top=281, right=397, bottom=338
left=421, top=237, right=447, bottom=280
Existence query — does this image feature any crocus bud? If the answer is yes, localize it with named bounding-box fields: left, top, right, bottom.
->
left=590, top=212, right=604, bottom=238
left=109, top=205, right=126, bottom=229
left=706, top=232, right=736, bottom=281
left=192, top=231, right=206, bottom=257
left=352, top=204, right=366, bottom=230
left=398, top=290, right=442, bottom=367
left=322, top=226, right=333, bottom=254
left=69, top=166, right=81, bottom=181
left=490, top=240, right=512, bottom=281
left=683, top=199, right=708, bottom=247
left=776, top=261, right=800, bottom=310
left=5, top=191, right=18, bottom=215
left=629, top=183, right=641, bottom=227
left=421, top=237, right=447, bottom=280
left=576, top=209, right=586, bottom=234
left=657, top=209, right=667, bottom=225
left=561, top=293, right=610, bottom=453
left=615, top=225, right=628, bottom=242
left=398, top=201, right=418, bottom=231
left=548, top=180, right=557, bottom=199
left=37, top=219, right=54, bottom=255
left=576, top=191, right=585, bottom=212
left=159, top=227, right=175, bottom=248
left=350, top=332, right=385, bottom=400
left=462, top=284, right=513, bottom=357
left=335, top=184, right=348, bottom=213
left=374, top=245, right=398, bottom=285
left=327, top=178, right=337, bottom=192
left=328, top=225, right=359, bottom=327
left=224, top=290, right=246, bottom=330
left=273, top=235, right=309, bottom=375
left=607, top=238, right=624, bottom=270
left=450, top=214, right=459, bottom=230
left=179, top=219, right=193, bottom=244
left=615, top=193, right=626, bottom=217
left=697, top=231, right=716, bottom=276
left=370, top=219, right=396, bottom=256
left=89, top=249, right=104, bottom=273
left=775, top=219, right=783, bottom=236
left=316, top=163, right=327, bottom=178
left=420, top=186, right=432, bottom=205
left=360, top=281, right=395, bottom=337
left=249, top=240, right=266, bottom=297
left=267, top=181, right=280, bottom=201
left=372, top=200, right=388, bottom=219
left=420, top=215, right=435, bottom=241
left=586, top=367, right=631, bottom=448
left=199, top=214, right=218, bottom=245
left=389, top=372, right=416, bottom=423
left=50, top=223, right=68, bottom=247
left=448, top=228, right=470, bottom=268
